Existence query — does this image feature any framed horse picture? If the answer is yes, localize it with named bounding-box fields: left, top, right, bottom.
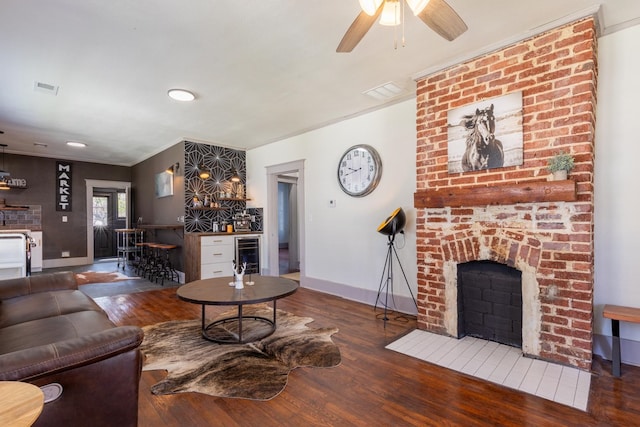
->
left=447, top=91, right=523, bottom=174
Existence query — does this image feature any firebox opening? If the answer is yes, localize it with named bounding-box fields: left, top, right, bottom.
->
left=457, top=261, right=523, bottom=348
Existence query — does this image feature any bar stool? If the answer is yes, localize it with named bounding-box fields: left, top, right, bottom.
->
left=153, top=243, right=179, bottom=286
left=134, top=242, right=151, bottom=276
left=143, top=243, right=163, bottom=282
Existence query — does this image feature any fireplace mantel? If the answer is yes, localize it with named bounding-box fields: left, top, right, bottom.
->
left=413, top=180, right=576, bottom=209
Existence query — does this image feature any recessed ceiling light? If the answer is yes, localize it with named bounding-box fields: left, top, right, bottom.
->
left=168, top=89, right=196, bottom=102
left=66, top=141, right=87, bottom=148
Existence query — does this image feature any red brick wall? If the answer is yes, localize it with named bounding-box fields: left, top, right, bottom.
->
left=414, top=18, right=597, bottom=369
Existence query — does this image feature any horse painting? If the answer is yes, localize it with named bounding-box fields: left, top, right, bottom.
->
left=460, top=104, right=504, bottom=172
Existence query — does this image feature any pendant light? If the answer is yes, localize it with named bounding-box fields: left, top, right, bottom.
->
left=0, top=143, right=10, bottom=190
left=198, top=164, right=210, bottom=180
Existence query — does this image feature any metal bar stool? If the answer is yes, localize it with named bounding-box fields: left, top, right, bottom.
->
left=134, top=242, right=150, bottom=276
left=144, top=243, right=163, bottom=282
left=152, top=243, right=179, bottom=286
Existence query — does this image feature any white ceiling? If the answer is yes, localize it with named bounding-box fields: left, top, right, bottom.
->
left=1, top=1, right=639, bottom=166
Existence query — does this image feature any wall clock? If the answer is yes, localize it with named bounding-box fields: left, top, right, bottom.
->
left=337, top=144, right=382, bottom=197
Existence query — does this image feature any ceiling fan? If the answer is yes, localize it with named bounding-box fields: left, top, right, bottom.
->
left=337, top=0, right=468, bottom=52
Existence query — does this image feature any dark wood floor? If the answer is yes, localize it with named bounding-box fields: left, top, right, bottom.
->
left=95, top=287, right=640, bottom=426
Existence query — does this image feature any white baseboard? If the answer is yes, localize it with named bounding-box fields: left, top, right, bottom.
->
left=301, top=275, right=417, bottom=315
left=593, top=333, right=640, bottom=368
left=43, top=257, right=90, bottom=269
left=176, top=270, right=185, bottom=284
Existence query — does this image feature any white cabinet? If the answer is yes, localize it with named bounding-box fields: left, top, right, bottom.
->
left=0, top=233, right=27, bottom=279
left=29, top=231, right=43, bottom=272
left=200, top=235, right=234, bottom=279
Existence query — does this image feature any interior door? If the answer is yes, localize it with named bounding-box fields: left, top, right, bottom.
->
left=93, top=189, right=126, bottom=259
left=266, top=160, right=305, bottom=277
left=277, top=174, right=299, bottom=274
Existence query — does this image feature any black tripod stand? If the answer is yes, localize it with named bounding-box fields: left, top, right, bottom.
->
left=375, top=231, right=418, bottom=327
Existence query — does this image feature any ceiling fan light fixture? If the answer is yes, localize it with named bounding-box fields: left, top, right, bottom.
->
left=406, top=0, right=430, bottom=15
left=359, top=0, right=383, bottom=15
left=337, top=0, right=467, bottom=52
left=379, top=0, right=401, bottom=26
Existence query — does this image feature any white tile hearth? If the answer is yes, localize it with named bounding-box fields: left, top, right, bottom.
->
left=386, top=330, right=591, bottom=411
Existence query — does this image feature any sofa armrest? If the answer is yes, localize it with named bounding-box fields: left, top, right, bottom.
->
left=0, top=326, right=144, bottom=381
left=0, top=271, right=78, bottom=300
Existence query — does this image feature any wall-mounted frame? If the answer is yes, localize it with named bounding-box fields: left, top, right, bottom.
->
left=447, top=91, right=523, bottom=174
left=155, top=171, right=173, bottom=198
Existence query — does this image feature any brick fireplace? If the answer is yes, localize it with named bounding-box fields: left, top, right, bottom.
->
left=413, top=17, right=596, bottom=370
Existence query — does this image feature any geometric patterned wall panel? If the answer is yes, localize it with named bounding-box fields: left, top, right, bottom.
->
left=184, top=141, right=262, bottom=233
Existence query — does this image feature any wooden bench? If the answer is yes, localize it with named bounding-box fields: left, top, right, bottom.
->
left=603, top=304, right=640, bottom=377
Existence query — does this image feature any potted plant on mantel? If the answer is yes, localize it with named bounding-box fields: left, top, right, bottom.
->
left=547, top=151, right=575, bottom=181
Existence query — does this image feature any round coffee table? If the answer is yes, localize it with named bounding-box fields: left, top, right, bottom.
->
left=0, top=381, right=44, bottom=427
left=177, top=275, right=299, bottom=344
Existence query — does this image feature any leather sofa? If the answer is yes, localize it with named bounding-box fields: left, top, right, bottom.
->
left=0, top=271, right=144, bottom=427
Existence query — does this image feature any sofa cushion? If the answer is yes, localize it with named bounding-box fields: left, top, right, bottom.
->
left=0, top=325, right=143, bottom=382
left=0, top=311, right=116, bottom=355
left=0, top=271, right=77, bottom=300
left=0, top=290, right=104, bottom=328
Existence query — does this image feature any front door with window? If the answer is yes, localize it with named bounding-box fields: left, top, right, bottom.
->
left=93, top=189, right=126, bottom=259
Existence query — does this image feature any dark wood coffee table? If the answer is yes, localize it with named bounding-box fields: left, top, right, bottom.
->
left=177, top=275, right=299, bottom=344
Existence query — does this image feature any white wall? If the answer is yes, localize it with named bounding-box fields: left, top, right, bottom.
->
left=593, top=24, right=640, bottom=364
left=246, top=23, right=640, bottom=360
left=247, top=99, right=418, bottom=312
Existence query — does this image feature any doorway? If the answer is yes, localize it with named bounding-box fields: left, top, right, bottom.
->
left=278, top=174, right=299, bottom=274
left=266, top=160, right=305, bottom=277
left=85, top=179, right=131, bottom=264
left=92, top=188, right=127, bottom=259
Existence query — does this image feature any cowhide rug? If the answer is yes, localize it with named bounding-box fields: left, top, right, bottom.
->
left=140, top=305, right=341, bottom=400
left=75, top=270, right=140, bottom=285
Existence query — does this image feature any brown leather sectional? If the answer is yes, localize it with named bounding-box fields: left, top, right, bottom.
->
left=0, top=271, right=144, bottom=427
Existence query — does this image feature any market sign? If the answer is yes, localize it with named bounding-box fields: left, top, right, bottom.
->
left=56, top=161, right=72, bottom=211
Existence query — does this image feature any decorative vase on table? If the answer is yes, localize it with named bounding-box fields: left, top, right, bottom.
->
left=232, top=261, right=246, bottom=289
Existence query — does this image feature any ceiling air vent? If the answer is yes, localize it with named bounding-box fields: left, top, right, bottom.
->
left=34, top=81, right=59, bottom=95
left=363, top=81, right=405, bottom=101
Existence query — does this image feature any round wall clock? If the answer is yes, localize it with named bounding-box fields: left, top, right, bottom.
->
left=337, top=144, right=382, bottom=197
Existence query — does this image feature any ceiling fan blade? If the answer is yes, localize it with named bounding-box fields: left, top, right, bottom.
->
left=336, top=3, right=385, bottom=53
left=416, top=0, right=468, bottom=41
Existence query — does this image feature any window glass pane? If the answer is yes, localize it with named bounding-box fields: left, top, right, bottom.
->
left=117, top=192, right=127, bottom=218
left=93, top=196, right=108, bottom=226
